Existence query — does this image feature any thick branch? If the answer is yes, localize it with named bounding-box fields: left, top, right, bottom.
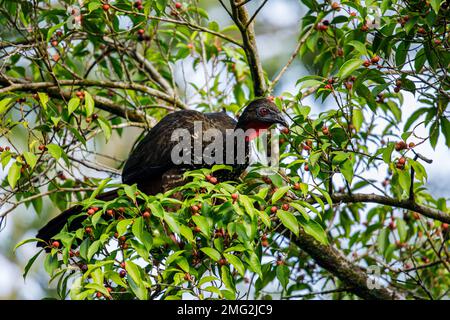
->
left=318, top=193, right=450, bottom=224
left=229, top=1, right=266, bottom=96
left=0, top=76, right=187, bottom=110
left=0, top=76, right=156, bottom=124
left=292, top=228, right=405, bottom=300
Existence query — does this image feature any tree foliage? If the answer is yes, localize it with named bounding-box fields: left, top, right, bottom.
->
left=2, top=0, right=450, bottom=300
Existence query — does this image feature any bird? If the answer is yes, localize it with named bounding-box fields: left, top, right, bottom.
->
left=36, top=97, right=287, bottom=248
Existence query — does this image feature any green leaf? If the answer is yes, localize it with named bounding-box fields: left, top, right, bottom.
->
left=382, top=143, right=394, bottom=164
left=337, top=58, right=363, bottom=80
left=397, top=169, right=411, bottom=195
left=163, top=212, right=180, bottom=234
left=223, top=253, right=245, bottom=276
left=8, top=162, right=21, bottom=189
left=340, top=159, right=354, bottom=184
left=430, top=0, right=443, bottom=13
left=377, top=228, right=389, bottom=255
left=200, top=247, right=221, bottom=261
left=352, top=108, right=363, bottom=132
left=37, top=92, right=49, bottom=110
left=84, top=91, right=95, bottom=117
left=277, top=210, right=299, bottom=236
left=97, top=117, right=112, bottom=142
left=302, top=219, right=329, bottom=245
left=46, top=144, right=62, bottom=160
left=347, top=40, right=368, bottom=56
left=271, top=186, right=290, bottom=204
left=276, top=264, right=289, bottom=290
left=179, top=225, right=194, bottom=243
left=14, top=238, right=42, bottom=252
left=23, top=249, right=43, bottom=280
left=23, top=151, right=37, bottom=169
left=0, top=98, right=13, bottom=114
left=116, top=219, right=133, bottom=236
left=87, top=240, right=101, bottom=261
left=148, top=202, right=164, bottom=218
left=396, top=218, right=407, bottom=242
left=192, top=215, right=211, bottom=237
left=67, top=97, right=80, bottom=115
left=441, top=117, right=450, bottom=148
left=46, top=21, right=65, bottom=42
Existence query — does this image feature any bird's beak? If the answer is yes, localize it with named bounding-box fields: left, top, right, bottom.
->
left=271, top=113, right=288, bottom=129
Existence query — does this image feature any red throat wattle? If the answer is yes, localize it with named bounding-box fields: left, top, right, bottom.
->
left=244, top=122, right=272, bottom=142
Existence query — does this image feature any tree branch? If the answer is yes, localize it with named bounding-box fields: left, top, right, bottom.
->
left=0, top=76, right=157, bottom=124
left=292, top=227, right=405, bottom=300
left=229, top=0, right=267, bottom=96
left=314, top=193, right=450, bottom=224
left=0, top=76, right=187, bottom=110
left=268, top=27, right=313, bottom=93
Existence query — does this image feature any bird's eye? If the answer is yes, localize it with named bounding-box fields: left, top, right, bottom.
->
left=259, top=108, right=269, bottom=116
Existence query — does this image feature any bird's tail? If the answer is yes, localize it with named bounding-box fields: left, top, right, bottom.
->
left=36, top=189, right=118, bottom=249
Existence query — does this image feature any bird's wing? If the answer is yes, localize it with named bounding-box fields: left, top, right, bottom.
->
left=122, top=110, right=217, bottom=186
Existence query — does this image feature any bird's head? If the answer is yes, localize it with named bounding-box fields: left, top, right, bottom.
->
left=236, top=97, right=288, bottom=132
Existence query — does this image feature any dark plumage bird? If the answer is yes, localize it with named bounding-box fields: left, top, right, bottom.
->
left=36, top=98, right=287, bottom=248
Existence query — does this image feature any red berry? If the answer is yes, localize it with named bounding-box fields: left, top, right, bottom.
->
left=395, top=141, right=407, bottom=151
left=363, top=60, right=371, bottom=67
left=137, top=4, right=143, bottom=10
left=102, top=4, right=110, bottom=11
left=282, top=203, right=289, bottom=211
left=96, top=292, right=103, bottom=298
left=231, top=193, right=239, bottom=201
left=175, top=2, right=182, bottom=9
left=281, top=127, right=289, bottom=134
left=85, top=227, right=93, bottom=234
left=371, top=55, right=380, bottom=64
left=398, top=157, right=406, bottom=165
left=87, top=208, right=95, bottom=215
left=304, top=164, right=309, bottom=171
left=209, top=177, right=218, bottom=184
left=442, top=223, right=449, bottom=231
left=261, top=240, right=269, bottom=247
left=191, top=205, right=199, bottom=212
left=143, top=211, right=151, bottom=218
left=324, top=84, right=332, bottom=90
left=219, top=258, right=228, bottom=266
left=38, top=144, right=45, bottom=151
left=138, top=29, right=145, bottom=35
left=270, top=206, right=278, bottom=214
left=52, top=241, right=60, bottom=248
left=184, top=273, right=191, bottom=281
left=120, top=262, right=126, bottom=268
left=331, top=2, right=340, bottom=10
left=322, top=126, right=329, bottom=135
left=293, top=182, right=300, bottom=190
left=107, top=209, right=114, bottom=217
